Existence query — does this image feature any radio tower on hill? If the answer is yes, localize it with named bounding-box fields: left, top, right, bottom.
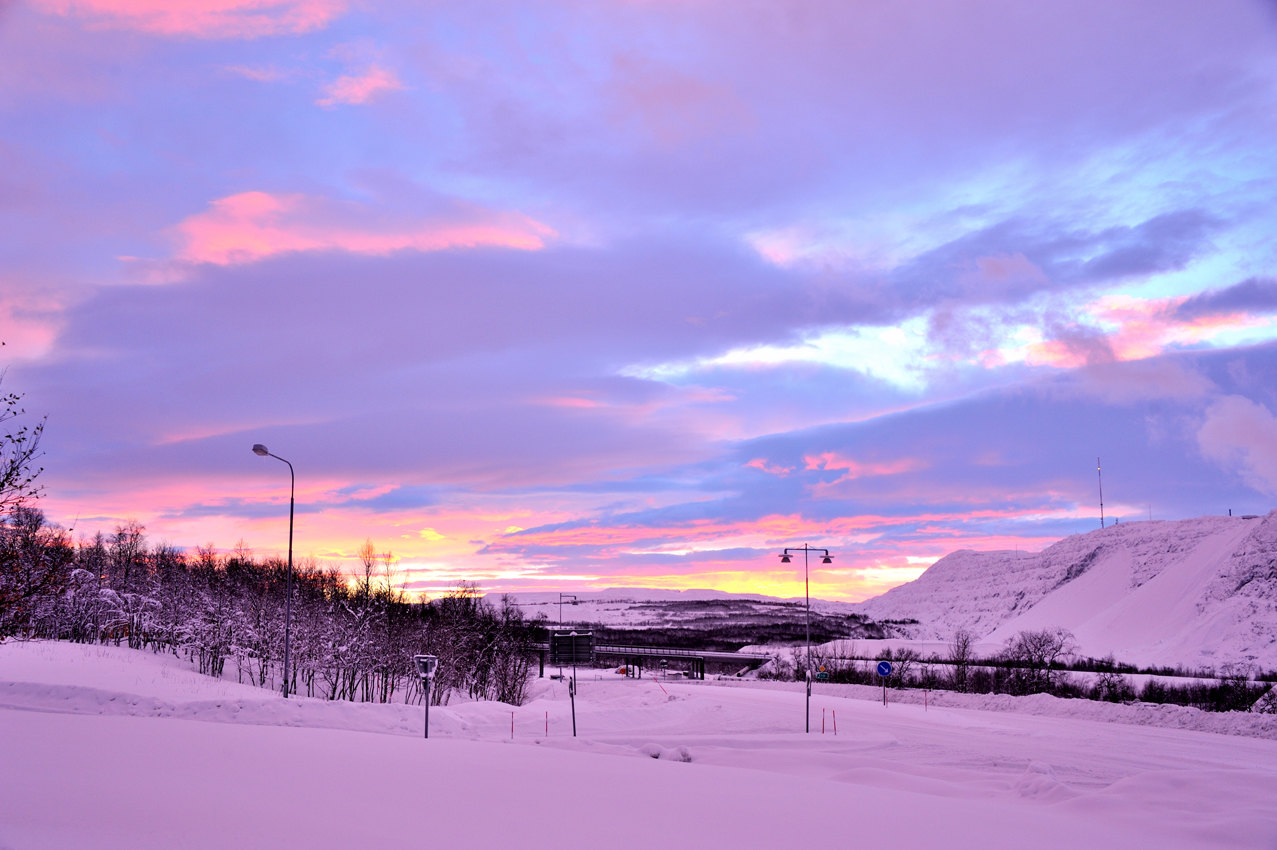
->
left=1097, top=456, right=1105, bottom=529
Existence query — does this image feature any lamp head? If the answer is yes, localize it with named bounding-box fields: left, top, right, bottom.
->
left=822, top=555, right=833, bottom=564
left=252, top=444, right=269, bottom=457
left=779, top=553, right=791, bottom=563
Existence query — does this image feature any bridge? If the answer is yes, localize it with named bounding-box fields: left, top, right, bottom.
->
left=532, top=641, right=774, bottom=680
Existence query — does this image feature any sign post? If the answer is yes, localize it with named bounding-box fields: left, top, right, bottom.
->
left=806, top=669, right=813, bottom=733
left=877, top=660, right=892, bottom=707
left=413, top=654, right=438, bottom=738
left=568, top=674, right=578, bottom=737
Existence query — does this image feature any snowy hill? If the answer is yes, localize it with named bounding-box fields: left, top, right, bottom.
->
left=854, top=511, right=1277, bottom=670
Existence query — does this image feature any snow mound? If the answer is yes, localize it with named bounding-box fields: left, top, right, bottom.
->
left=638, top=742, right=693, bottom=761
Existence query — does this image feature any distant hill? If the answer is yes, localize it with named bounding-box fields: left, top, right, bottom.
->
left=499, top=589, right=878, bottom=651
left=501, top=588, right=860, bottom=629
left=853, top=511, right=1277, bottom=671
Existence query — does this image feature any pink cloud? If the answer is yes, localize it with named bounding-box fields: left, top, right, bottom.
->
left=803, top=452, right=926, bottom=480
left=607, top=53, right=755, bottom=148
left=745, top=458, right=793, bottom=477
left=983, top=294, right=1277, bottom=374
left=1069, top=358, right=1216, bottom=405
left=958, top=253, right=1051, bottom=299
left=225, top=65, right=296, bottom=83
left=0, top=276, right=71, bottom=362
left=171, top=191, right=557, bottom=265
left=317, top=65, right=404, bottom=107
left=1197, top=395, right=1277, bottom=496
left=1084, top=295, right=1275, bottom=364
left=537, top=396, right=606, bottom=410
left=31, top=0, right=346, bottom=38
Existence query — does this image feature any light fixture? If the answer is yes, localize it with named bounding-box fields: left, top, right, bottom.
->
left=776, top=544, right=834, bottom=733
left=251, top=443, right=295, bottom=698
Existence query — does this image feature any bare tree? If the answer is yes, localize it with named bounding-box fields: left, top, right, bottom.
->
left=949, top=628, right=975, bottom=692
left=1003, top=627, right=1077, bottom=694
left=888, top=646, right=921, bottom=687
left=1093, top=670, right=1135, bottom=702
left=0, top=507, right=72, bottom=639
left=0, top=368, right=44, bottom=513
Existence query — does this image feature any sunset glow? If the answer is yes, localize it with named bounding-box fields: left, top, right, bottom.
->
left=4, top=0, right=1276, bottom=602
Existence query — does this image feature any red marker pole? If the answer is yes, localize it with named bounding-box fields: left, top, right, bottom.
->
left=832, top=710, right=837, bottom=735
left=545, top=711, right=548, bottom=736
left=822, top=708, right=825, bottom=734
left=511, top=711, right=515, bottom=740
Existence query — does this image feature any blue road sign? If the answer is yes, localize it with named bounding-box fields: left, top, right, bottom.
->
left=877, top=661, right=893, bottom=677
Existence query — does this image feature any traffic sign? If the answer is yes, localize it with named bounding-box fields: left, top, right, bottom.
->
left=876, top=660, right=893, bottom=677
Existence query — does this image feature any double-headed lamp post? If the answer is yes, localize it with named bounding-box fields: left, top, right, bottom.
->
left=252, top=444, right=295, bottom=698
left=779, top=545, right=833, bottom=733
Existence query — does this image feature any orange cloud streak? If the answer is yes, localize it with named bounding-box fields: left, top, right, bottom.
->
left=497, top=506, right=1075, bottom=557
left=172, top=191, right=556, bottom=265
left=32, top=0, right=346, bottom=38
left=804, top=452, right=926, bottom=479
left=317, top=66, right=403, bottom=107
left=989, top=294, right=1277, bottom=372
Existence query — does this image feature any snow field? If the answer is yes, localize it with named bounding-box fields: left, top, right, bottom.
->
left=2, top=641, right=1276, bottom=849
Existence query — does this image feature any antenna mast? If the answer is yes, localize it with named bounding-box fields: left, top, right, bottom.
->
left=1097, top=456, right=1105, bottom=529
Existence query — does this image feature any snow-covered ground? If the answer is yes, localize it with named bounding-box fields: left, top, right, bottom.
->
left=2, top=641, right=1275, bottom=849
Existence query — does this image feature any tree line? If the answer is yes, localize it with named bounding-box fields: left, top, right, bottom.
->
left=763, top=627, right=1271, bottom=712
left=0, top=509, right=545, bottom=707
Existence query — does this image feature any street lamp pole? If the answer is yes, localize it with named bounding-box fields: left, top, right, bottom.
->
left=779, top=545, right=833, bottom=733
left=253, top=444, right=295, bottom=698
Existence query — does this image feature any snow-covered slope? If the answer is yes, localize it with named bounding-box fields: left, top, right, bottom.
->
left=854, top=512, right=1277, bottom=670
left=2, top=641, right=1276, bottom=849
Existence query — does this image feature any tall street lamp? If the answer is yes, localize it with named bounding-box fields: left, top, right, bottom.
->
left=253, top=444, right=295, bottom=698
left=779, top=544, right=833, bottom=733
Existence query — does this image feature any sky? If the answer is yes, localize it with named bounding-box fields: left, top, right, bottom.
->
left=2, top=0, right=1277, bottom=601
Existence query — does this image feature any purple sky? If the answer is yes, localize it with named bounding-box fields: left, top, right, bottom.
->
left=3, top=0, right=1277, bottom=600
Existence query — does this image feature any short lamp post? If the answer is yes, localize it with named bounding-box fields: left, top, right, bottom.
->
left=779, top=545, right=833, bottom=733
left=252, top=444, right=295, bottom=698
left=414, top=655, right=439, bottom=738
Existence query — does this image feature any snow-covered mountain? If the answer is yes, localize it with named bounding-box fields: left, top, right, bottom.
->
left=854, top=511, right=1277, bottom=670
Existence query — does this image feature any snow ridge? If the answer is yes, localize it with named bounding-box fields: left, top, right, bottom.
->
left=854, top=512, right=1277, bottom=669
